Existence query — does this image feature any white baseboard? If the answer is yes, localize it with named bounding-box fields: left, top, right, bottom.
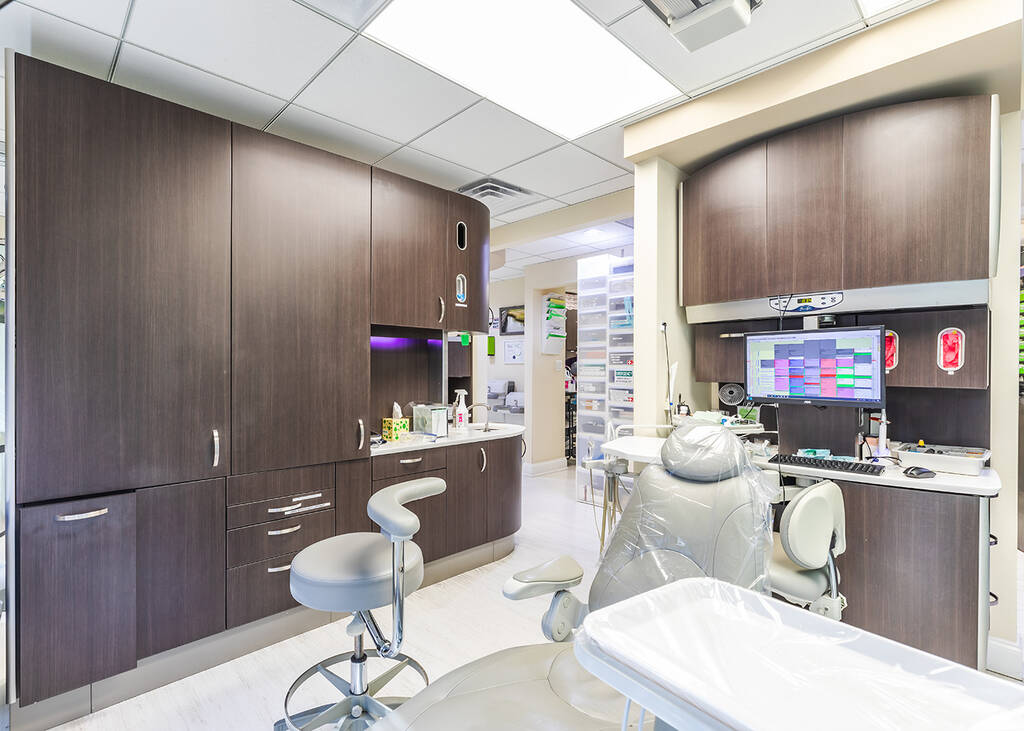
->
left=987, top=636, right=1023, bottom=679
left=523, top=457, right=568, bottom=476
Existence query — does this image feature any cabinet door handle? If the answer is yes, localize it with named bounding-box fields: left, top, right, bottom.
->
left=521, top=438, right=527, bottom=458
left=268, top=524, right=301, bottom=536
left=55, top=507, right=109, bottom=522
left=438, top=296, right=445, bottom=323
left=268, top=503, right=300, bottom=514
left=267, top=564, right=291, bottom=573
left=399, top=457, right=423, bottom=465
left=480, top=447, right=487, bottom=473
left=283, top=502, right=332, bottom=516
left=990, top=592, right=999, bottom=607
left=292, top=492, right=323, bottom=502
left=212, top=428, right=221, bottom=468
left=358, top=418, right=365, bottom=451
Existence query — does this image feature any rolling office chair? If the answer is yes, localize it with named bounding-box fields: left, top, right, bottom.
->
left=373, top=419, right=777, bottom=731
left=769, top=480, right=847, bottom=620
left=276, top=476, right=446, bottom=731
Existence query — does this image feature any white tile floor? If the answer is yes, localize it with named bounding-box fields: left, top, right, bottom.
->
left=51, top=468, right=602, bottom=730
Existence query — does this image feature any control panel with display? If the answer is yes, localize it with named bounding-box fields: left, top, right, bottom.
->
left=768, top=291, right=844, bottom=313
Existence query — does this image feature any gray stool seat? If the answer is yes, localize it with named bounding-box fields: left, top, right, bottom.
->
left=290, top=532, right=424, bottom=613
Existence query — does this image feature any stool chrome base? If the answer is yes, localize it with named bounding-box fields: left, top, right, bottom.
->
left=275, top=648, right=428, bottom=731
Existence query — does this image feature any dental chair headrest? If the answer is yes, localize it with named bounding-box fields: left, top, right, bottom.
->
left=660, top=418, right=748, bottom=482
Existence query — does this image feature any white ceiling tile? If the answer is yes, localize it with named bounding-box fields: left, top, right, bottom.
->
left=575, top=0, right=642, bottom=24
left=113, top=44, right=285, bottom=128
left=510, top=236, right=577, bottom=257
left=558, top=173, right=634, bottom=205
left=1, top=3, right=117, bottom=79
left=411, top=101, right=562, bottom=175
left=300, top=0, right=389, bottom=28
left=590, top=237, right=634, bottom=250
left=501, top=253, right=548, bottom=267
left=562, top=221, right=634, bottom=245
left=375, top=146, right=482, bottom=189
left=499, top=198, right=566, bottom=223
left=497, top=144, right=625, bottom=198
left=126, top=0, right=352, bottom=99
left=573, top=125, right=631, bottom=170
left=491, top=219, right=507, bottom=229
left=490, top=265, right=523, bottom=281
left=612, top=1, right=863, bottom=95
left=268, top=104, right=401, bottom=165
left=857, top=0, right=935, bottom=25
left=546, top=244, right=602, bottom=261
left=481, top=191, right=547, bottom=217
left=296, top=36, right=479, bottom=144
left=19, top=0, right=131, bottom=36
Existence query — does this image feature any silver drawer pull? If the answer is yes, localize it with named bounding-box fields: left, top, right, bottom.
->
left=212, top=428, right=221, bottom=468
left=267, top=564, right=291, bottom=573
left=292, top=492, right=323, bottom=502
left=480, top=447, right=487, bottom=472
left=269, top=503, right=300, bottom=513
left=268, top=524, right=301, bottom=536
left=55, top=507, right=109, bottom=522
left=284, top=502, right=331, bottom=516
left=399, top=457, right=423, bottom=465
left=438, top=296, right=445, bottom=323
left=358, top=418, right=365, bottom=451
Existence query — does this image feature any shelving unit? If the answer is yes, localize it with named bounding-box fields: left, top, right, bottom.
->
left=575, top=253, right=635, bottom=504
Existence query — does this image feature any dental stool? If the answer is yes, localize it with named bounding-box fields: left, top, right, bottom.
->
left=276, top=477, right=446, bottom=731
left=769, top=479, right=847, bottom=620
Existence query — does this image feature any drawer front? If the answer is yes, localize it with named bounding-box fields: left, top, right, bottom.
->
left=227, top=552, right=299, bottom=628
left=227, top=487, right=336, bottom=530
left=227, top=508, right=334, bottom=568
left=372, top=448, right=446, bottom=480
left=227, top=463, right=334, bottom=506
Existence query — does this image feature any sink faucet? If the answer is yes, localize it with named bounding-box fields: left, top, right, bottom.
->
left=468, top=403, right=491, bottom=432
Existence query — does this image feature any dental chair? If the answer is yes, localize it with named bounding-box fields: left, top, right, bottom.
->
left=769, top=479, right=847, bottom=620
left=373, top=418, right=777, bottom=731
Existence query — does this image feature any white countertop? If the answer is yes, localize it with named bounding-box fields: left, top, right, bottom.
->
left=370, top=424, right=525, bottom=457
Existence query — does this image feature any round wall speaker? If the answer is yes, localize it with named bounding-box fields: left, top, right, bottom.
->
left=718, top=382, right=745, bottom=407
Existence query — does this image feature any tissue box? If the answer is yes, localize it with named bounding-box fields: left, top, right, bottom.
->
left=382, top=418, right=410, bottom=442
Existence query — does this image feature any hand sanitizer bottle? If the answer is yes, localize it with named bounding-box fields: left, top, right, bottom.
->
left=453, top=389, right=469, bottom=434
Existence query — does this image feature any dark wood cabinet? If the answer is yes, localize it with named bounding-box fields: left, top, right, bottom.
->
left=227, top=552, right=301, bottom=629
left=231, top=124, right=371, bottom=474
left=766, top=117, right=843, bottom=296
left=858, top=307, right=988, bottom=389
left=446, top=193, right=490, bottom=333
left=371, top=169, right=449, bottom=329
left=682, top=142, right=767, bottom=306
left=842, top=96, right=993, bottom=290
left=373, top=469, right=448, bottom=563
left=693, top=319, right=776, bottom=383
left=448, top=340, right=474, bottom=378
left=18, top=492, right=137, bottom=705
left=15, top=54, right=231, bottom=503
left=446, top=443, right=489, bottom=555
left=337, top=459, right=373, bottom=535
left=486, top=437, right=523, bottom=542
left=835, top=480, right=981, bottom=667
left=137, top=479, right=226, bottom=658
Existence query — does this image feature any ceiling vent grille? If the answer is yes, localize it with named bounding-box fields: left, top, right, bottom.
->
left=458, top=178, right=531, bottom=203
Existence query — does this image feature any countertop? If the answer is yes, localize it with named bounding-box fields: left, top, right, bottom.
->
left=370, top=424, right=525, bottom=457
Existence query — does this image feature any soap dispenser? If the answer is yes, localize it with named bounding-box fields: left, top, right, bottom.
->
left=452, top=389, right=469, bottom=434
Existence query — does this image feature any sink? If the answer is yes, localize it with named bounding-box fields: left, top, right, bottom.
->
left=468, top=423, right=506, bottom=432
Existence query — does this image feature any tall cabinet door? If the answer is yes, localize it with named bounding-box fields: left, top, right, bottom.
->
left=15, top=54, right=231, bottom=503
left=137, top=479, right=226, bottom=658
left=446, top=443, right=488, bottom=555
left=232, top=125, right=371, bottom=473
left=447, top=193, right=490, bottom=333
left=371, top=170, right=448, bottom=329
left=486, top=437, right=523, bottom=542
left=18, top=492, right=137, bottom=705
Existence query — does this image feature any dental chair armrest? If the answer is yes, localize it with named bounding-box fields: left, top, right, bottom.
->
left=503, top=556, right=584, bottom=600
left=367, top=476, right=446, bottom=541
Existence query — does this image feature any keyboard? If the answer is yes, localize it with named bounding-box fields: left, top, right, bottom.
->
left=769, top=454, right=884, bottom=476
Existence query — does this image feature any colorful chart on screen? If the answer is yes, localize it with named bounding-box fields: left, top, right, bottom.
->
left=744, top=327, right=884, bottom=408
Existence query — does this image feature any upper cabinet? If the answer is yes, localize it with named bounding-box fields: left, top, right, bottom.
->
left=681, top=142, right=767, bottom=306
left=232, top=125, right=371, bottom=474
left=681, top=96, right=996, bottom=307
left=447, top=192, right=491, bottom=333
left=842, top=96, right=993, bottom=289
left=15, top=55, right=231, bottom=503
left=766, top=117, right=843, bottom=296
left=371, top=170, right=449, bottom=329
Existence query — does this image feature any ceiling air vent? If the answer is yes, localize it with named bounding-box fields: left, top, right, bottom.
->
left=458, top=178, right=531, bottom=204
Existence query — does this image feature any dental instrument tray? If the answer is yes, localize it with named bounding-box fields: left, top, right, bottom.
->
left=769, top=453, right=883, bottom=476
left=894, top=443, right=990, bottom=476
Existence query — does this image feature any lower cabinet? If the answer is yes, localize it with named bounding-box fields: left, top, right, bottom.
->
left=18, top=492, right=137, bottom=705
left=337, top=459, right=373, bottom=535
left=137, top=479, right=226, bottom=658
left=486, top=436, right=523, bottom=542
left=446, top=443, right=489, bottom=555
left=227, top=552, right=301, bottom=628
left=373, top=468, right=448, bottom=563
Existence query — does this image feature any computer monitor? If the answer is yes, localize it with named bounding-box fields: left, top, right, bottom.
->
left=744, top=326, right=885, bottom=408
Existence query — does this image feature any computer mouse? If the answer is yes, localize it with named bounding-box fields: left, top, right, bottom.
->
left=904, top=466, right=936, bottom=479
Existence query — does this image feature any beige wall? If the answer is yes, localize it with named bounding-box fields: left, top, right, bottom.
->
left=486, top=277, right=527, bottom=392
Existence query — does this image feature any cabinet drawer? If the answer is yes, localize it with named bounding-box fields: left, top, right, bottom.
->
left=227, top=487, right=337, bottom=530
left=227, top=508, right=334, bottom=568
left=227, top=552, right=299, bottom=628
left=227, top=464, right=334, bottom=505
left=372, top=448, right=446, bottom=480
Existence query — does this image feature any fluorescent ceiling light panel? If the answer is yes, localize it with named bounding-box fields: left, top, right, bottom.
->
left=365, top=0, right=679, bottom=139
left=853, top=0, right=920, bottom=17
